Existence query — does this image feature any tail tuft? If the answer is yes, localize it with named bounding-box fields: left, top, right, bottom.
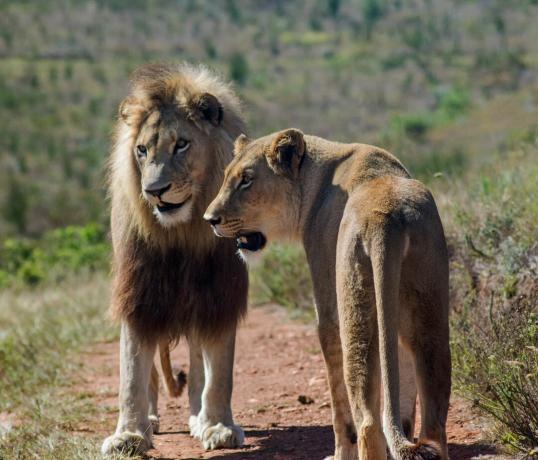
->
left=174, top=369, right=187, bottom=396
left=399, top=441, right=442, bottom=460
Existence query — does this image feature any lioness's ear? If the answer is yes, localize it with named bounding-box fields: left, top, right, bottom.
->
left=119, top=96, right=147, bottom=126
left=267, top=128, right=305, bottom=178
left=191, top=92, right=223, bottom=127
left=234, top=133, right=250, bottom=155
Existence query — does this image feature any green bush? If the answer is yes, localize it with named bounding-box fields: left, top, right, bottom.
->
left=390, top=112, right=433, bottom=140
left=250, top=244, right=314, bottom=318
left=438, top=89, right=470, bottom=121
left=447, top=143, right=538, bottom=454
left=452, top=279, right=538, bottom=453
left=229, top=52, right=249, bottom=86
left=0, top=223, right=109, bottom=288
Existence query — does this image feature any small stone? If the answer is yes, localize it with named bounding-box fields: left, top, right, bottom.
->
left=298, top=395, right=314, bottom=405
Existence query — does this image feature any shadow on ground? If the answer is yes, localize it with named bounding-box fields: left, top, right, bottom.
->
left=149, top=425, right=499, bottom=460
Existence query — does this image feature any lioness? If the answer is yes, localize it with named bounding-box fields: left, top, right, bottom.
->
left=205, top=129, right=451, bottom=460
left=102, top=63, right=248, bottom=455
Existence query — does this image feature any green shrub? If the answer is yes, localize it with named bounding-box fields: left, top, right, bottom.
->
left=250, top=244, right=314, bottom=318
left=0, top=223, right=109, bottom=288
left=447, top=143, right=538, bottom=454
left=408, top=148, right=467, bottom=180
left=452, top=285, right=538, bottom=453
left=229, top=52, right=249, bottom=86
left=390, top=112, right=433, bottom=140
left=436, top=87, right=471, bottom=122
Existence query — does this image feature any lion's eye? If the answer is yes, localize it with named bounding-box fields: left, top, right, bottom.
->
left=238, top=175, right=252, bottom=190
left=174, top=139, right=190, bottom=155
left=136, top=145, right=147, bottom=157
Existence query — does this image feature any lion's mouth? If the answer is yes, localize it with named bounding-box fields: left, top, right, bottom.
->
left=156, top=196, right=191, bottom=213
left=236, top=232, right=266, bottom=252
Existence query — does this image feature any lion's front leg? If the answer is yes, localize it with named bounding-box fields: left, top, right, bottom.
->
left=191, top=328, right=244, bottom=450
left=101, top=321, right=156, bottom=456
left=187, top=337, right=205, bottom=436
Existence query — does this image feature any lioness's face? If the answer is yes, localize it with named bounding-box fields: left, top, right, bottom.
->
left=205, top=129, right=305, bottom=259
left=122, top=92, right=224, bottom=227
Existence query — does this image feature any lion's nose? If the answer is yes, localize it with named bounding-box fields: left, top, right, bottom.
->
left=144, top=183, right=171, bottom=198
left=203, top=213, right=221, bottom=226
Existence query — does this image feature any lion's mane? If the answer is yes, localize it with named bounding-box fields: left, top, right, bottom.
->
left=107, top=63, right=248, bottom=342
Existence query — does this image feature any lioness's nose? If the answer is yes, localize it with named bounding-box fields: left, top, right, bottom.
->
left=203, top=213, right=221, bottom=226
left=145, top=183, right=171, bottom=198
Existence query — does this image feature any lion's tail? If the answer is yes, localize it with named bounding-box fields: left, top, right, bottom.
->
left=159, top=341, right=187, bottom=398
left=370, top=228, right=443, bottom=460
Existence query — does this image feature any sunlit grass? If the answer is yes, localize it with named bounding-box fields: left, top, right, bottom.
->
left=0, top=273, right=122, bottom=459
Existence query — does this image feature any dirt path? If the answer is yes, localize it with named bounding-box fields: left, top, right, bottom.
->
left=79, top=305, right=504, bottom=459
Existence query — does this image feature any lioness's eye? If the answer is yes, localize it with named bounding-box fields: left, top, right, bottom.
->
left=136, top=145, right=147, bottom=157
left=238, top=174, right=252, bottom=190
left=174, top=139, right=190, bottom=155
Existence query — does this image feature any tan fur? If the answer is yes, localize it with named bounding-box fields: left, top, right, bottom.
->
left=102, top=63, right=248, bottom=456
left=159, top=341, right=187, bottom=398
left=108, top=62, right=245, bottom=252
left=206, top=129, right=451, bottom=460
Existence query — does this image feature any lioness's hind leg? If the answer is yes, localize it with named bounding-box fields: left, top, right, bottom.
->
left=399, top=344, right=417, bottom=442
left=412, top=329, right=450, bottom=459
left=336, top=230, right=386, bottom=459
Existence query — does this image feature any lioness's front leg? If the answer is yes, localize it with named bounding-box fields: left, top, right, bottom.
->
left=191, top=328, right=244, bottom=450
left=101, top=321, right=156, bottom=456
left=317, top=312, right=358, bottom=460
left=308, top=241, right=358, bottom=460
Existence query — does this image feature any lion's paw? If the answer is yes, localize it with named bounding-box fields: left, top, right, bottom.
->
left=101, top=431, right=152, bottom=456
left=149, top=414, right=160, bottom=434
left=189, top=415, right=200, bottom=437
left=200, top=422, right=244, bottom=450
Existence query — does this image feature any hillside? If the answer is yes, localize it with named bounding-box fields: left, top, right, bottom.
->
left=0, top=0, right=537, bottom=235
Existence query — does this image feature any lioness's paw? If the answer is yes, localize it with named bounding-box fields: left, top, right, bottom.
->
left=200, top=422, right=244, bottom=450
left=101, top=432, right=151, bottom=456
left=149, top=414, right=160, bottom=434
left=323, top=443, right=359, bottom=460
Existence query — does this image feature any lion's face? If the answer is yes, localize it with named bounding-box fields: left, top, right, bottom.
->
left=204, top=129, right=305, bottom=259
left=122, top=92, right=224, bottom=228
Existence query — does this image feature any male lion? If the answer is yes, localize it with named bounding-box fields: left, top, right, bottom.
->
left=205, top=129, right=451, bottom=460
left=101, top=63, right=248, bottom=456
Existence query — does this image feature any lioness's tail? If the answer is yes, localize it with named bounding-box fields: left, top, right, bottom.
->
left=159, top=342, right=187, bottom=397
left=370, top=228, right=443, bottom=460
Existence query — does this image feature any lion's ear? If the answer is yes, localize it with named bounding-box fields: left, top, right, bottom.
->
left=119, top=96, right=147, bottom=126
left=191, top=92, right=223, bottom=127
left=234, top=133, right=250, bottom=155
left=266, top=128, right=305, bottom=178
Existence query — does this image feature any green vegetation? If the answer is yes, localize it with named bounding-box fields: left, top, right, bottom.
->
left=250, top=244, right=313, bottom=318
left=1, top=0, right=537, bottom=237
left=445, top=142, right=538, bottom=454
left=0, top=0, right=537, bottom=457
left=0, top=224, right=109, bottom=288
left=0, top=274, right=120, bottom=459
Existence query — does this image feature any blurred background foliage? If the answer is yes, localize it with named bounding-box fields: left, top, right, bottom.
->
left=0, top=0, right=537, bottom=456
left=0, top=0, right=537, bottom=237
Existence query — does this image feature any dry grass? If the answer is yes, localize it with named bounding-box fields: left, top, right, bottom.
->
left=0, top=273, right=129, bottom=459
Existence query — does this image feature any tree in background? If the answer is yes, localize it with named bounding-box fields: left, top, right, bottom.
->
left=229, top=52, right=249, bottom=86
left=362, top=0, right=384, bottom=40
